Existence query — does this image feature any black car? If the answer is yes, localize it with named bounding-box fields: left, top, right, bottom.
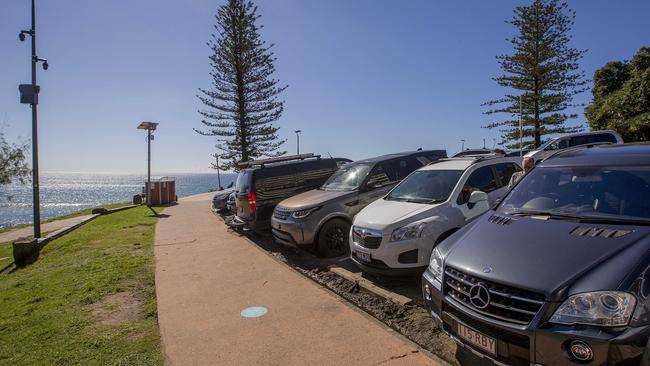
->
left=229, top=154, right=351, bottom=231
left=212, top=186, right=235, bottom=213
left=422, top=143, right=650, bottom=365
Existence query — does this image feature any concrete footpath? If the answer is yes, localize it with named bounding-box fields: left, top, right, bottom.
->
left=0, top=214, right=96, bottom=243
left=154, top=192, right=439, bottom=366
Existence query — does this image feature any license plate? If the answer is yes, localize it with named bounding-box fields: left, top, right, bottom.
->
left=355, top=251, right=372, bottom=263
left=457, top=322, right=497, bottom=356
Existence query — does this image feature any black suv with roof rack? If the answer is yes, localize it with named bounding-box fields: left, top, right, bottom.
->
left=422, top=143, right=650, bottom=365
left=228, top=154, right=351, bottom=231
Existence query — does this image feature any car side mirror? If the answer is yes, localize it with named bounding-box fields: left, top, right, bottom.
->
left=468, top=190, right=488, bottom=205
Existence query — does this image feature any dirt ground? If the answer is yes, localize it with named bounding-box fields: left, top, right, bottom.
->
left=222, top=218, right=460, bottom=365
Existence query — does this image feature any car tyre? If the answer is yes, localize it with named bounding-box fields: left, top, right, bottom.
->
left=316, top=219, right=350, bottom=257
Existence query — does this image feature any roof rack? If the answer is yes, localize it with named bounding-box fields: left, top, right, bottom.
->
left=237, top=153, right=321, bottom=169
left=541, top=142, right=614, bottom=163
left=428, top=154, right=508, bottom=166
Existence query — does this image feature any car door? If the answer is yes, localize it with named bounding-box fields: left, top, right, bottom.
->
left=357, top=161, right=399, bottom=210
left=455, top=165, right=498, bottom=220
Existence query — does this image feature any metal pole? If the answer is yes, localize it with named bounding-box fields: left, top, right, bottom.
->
left=519, top=95, right=523, bottom=158
left=461, top=140, right=465, bottom=151
left=216, top=155, right=221, bottom=189
left=147, top=129, right=151, bottom=206
left=30, top=0, right=41, bottom=238
left=297, top=133, right=300, bottom=155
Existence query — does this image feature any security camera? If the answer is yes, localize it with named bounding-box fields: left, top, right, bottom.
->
left=42, top=61, right=48, bottom=70
left=19, top=32, right=26, bottom=41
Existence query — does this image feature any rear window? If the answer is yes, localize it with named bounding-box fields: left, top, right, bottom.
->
left=235, top=170, right=251, bottom=193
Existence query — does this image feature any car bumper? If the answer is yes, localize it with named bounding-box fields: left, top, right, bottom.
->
left=270, top=216, right=318, bottom=247
left=421, top=269, right=650, bottom=366
left=349, top=234, right=430, bottom=271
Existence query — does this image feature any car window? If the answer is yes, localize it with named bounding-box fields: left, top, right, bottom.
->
left=254, top=165, right=296, bottom=198
left=466, top=166, right=497, bottom=192
left=569, top=133, right=615, bottom=147
left=457, top=166, right=498, bottom=205
left=367, top=162, right=399, bottom=187
left=595, top=133, right=618, bottom=143
left=394, top=158, right=423, bottom=179
left=494, top=163, right=522, bottom=187
left=295, top=160, right=337, bottom=188
left=321, top=164, right=371, bottom=191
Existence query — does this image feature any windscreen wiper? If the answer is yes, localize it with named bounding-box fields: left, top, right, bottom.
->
left=576, top=216, right=650, bottom=226
left=506, top=210, right=584, bottom=221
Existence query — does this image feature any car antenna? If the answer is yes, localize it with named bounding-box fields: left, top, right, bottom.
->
left=327, top=152, right=332, bottom=158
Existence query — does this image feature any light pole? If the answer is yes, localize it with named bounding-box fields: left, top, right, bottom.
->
left=213, top=153, right=222, bottom=190
left=295, top=130, right=302, bottom=155
left=137, top=122, right=158, bottom=206
left=519, top=94, right=524, bottom=157
left=18, top=0, right=49, bottom=238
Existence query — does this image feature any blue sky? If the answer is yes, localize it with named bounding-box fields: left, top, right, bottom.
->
left=1, top=0, right=648, bottom=173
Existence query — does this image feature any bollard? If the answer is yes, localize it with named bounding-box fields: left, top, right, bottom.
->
left=13, top=237, right=40, bottom=267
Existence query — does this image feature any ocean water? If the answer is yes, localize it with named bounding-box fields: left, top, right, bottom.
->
left=0, top=172, right=237, bottom=228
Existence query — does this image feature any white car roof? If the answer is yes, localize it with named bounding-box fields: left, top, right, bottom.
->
left=420, top=157, right=520, bottom=171
left=420, top=158, right=474, bottom=171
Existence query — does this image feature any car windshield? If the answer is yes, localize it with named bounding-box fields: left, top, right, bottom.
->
left=320, top=164, right=371, bottom=191
left=498, top=166, right=650, bottom=224
left=385, top=170, right=463, bottom=204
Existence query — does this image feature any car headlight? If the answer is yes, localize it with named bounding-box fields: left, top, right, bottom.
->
left=428, top=248, right=443, bottom=282
left=390, top=222, right=427, bottom=242
left=291, top=206, right=321, bottom=219
left=550, top=291, right=636, bottom=327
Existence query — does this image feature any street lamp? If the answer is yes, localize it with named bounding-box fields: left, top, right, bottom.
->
left=295, top=130, right=302, bottom=155
left=18, top=0, right=48, bottom=238
left=137, top=121, right=158, bottom=206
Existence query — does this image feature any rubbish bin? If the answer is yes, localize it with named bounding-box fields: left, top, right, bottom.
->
left=145, top=177, right=177, bottom=205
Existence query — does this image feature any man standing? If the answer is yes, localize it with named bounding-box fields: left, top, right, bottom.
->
left=508, top=156, right=534, bottom=190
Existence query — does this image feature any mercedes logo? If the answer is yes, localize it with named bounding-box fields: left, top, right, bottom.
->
left=469, top=283, right=491, bottom=309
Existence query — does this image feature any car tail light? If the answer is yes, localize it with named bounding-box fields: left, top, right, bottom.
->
left=247, top=191, right=257, bottom=215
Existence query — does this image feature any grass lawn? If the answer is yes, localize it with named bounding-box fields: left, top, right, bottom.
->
left=0, top=206, right=163, bottom=366
left=0, top=202, right=132, bottom=234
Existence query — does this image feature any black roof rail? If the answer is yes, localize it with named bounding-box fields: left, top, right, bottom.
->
left=237, top=153, right=321, bottom=169
left=540, top=141, right=614, bottom=163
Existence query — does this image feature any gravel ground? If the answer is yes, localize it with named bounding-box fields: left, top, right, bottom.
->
left=221, top=220, right=459, bottom=365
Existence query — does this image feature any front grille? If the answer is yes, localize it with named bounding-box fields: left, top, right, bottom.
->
left=444, top=266, right=545, bottom=325
left=352, top=227, right=382, bottom=249
left=273, top=206, right=291, bottom=220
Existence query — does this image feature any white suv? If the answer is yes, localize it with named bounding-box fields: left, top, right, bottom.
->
left=349, top=157, right=521, bottom=275
left=525, top=130, right=623, bottom=162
